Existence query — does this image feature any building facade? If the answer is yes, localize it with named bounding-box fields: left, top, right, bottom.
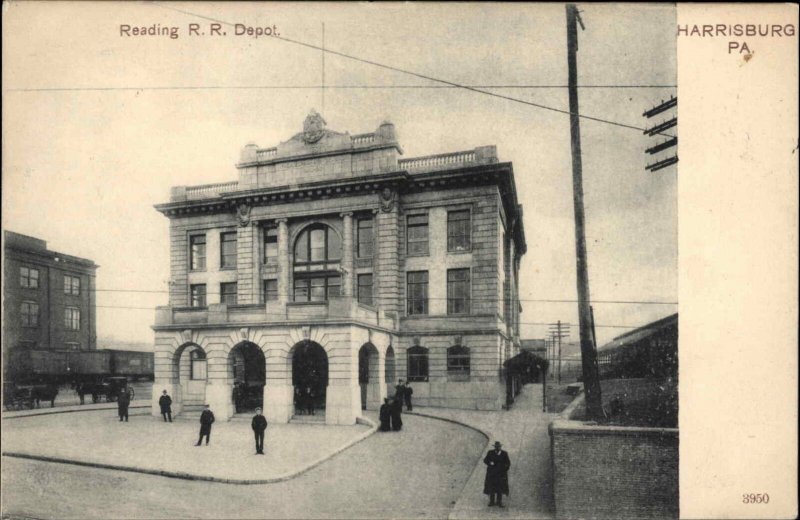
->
left=152, top=112, right=526, bottom=425
left=2, top=231, right=98, bottom=381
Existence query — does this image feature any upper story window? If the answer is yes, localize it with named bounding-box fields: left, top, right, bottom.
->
left=190, top=234, right=206, bottom=270
left=294, top=276, right=340, bottom=302
left=263, top=279, right=278, bottom=302
left=220, top=282, right=238, bottom=305
left=406, top=214, right=429, bottom=255
left=20, top=266, right=39, bottom=289
left=447, top=345, right=471, bottom=380
left=447, top=210, right=471, bottom=252
left=294, top=224, right=342, bottom=271
left=407, top=346, right=429, bottom=382
left=447, top=268, right=471, bottom=315
left=21, top=301, right=39, bottom=327
left=358, top=273, right=373, bottom=306
left=357, top=218, right=374, bottom=258
left=190, top=284, right=207, bottom=308
left=64, top=275, right=81, bottom=296
left=220, top=232, right=237, bottom=269
left=407, top=271, right=429, bottom=316
left=264, top=227, right=278, bottom=263
left=65, top=307, right=81, bottom=331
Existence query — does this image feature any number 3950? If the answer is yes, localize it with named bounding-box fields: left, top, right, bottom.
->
left=742, top=493, right=770, bottom=504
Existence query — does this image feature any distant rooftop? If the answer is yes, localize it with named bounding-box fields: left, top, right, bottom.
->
left=4, top=230, right=98, bottom=268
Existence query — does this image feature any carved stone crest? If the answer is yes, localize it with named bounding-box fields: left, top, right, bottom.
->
left=379, top=187, right=395, bottom=213
left=236, top=203, right=251, bottom=227
left=302, top=110, right=327, bottom=144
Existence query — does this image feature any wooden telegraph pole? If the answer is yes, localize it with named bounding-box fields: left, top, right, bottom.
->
left=566, top=4, right=603, bottom=420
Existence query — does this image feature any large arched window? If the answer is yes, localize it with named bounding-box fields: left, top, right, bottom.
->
left=447, top=345, right=470, bottom=381
left=293, top=224, right=342, bottom=302
left=407, top=346, right=429, bottom=382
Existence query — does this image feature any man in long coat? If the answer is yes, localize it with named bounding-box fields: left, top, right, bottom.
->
left=251, top=407, right=268, bottom=454
left=158, top=389, right=173, bottom=422
left=117, top=387, right=131, bottom=422
left=195, top=404, right=215, bottom=446
left=390, top=396, right=403, bottom=431
left=484, top=441, right=511, bottom=507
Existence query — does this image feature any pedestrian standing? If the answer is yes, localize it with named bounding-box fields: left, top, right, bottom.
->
left=483, top=441, right=511, bottom=508
left=378, top=398, right=392, bottom=432
left=404, top=383, right=413, bottom=411
left=394, top=379, right=406, bottom=404
left=251, top=407, right=268, bottom=454
left=390, top=397, right=403, bottom=431
left=304, top=386, right=315, bottom=416
left=159, top=389, right=173, bottom=422
left=76, top=382, right=86, bottom=405
left=195, top=404, right=215, bottom=446
left=117, top=387, right=131, bottom=422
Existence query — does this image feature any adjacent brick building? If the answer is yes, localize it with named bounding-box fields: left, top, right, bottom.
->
left=2, top=231, right=98, bottom=381
left=152, top=111, right=526, bottom=424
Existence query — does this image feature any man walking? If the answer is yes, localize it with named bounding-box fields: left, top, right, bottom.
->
left=483, top=441, right=511, bottom=507
left=159, top=389, right=173, bottom=422
left=195, top=404, right=215, bottom=446
left=251, top=407, right=268, bottom=454
left=117, top=387, right=131, bottom=422
left=378, top=398, right=392, bottom=432
left=390, top=396, right=403, bottom=431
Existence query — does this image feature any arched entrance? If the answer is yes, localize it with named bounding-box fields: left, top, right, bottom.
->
left=385, top=345, right=396, bottom=386
left=175, top=343, right=207, bottom=415
left=359, top=343, right=380, bottom=410
left=229, top=342, right=266, bottom=414
left=291, top=340, right=328, bottom=415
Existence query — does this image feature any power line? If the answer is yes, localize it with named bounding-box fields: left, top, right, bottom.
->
left=6, top=84, right=677, bottom=92
left=150, top=3, right=675, bottom=138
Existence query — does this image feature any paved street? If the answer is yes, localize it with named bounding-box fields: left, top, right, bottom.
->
left=1, top=413, right=485, bottom=519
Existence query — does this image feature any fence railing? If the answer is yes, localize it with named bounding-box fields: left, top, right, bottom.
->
left=399, top=150, right=477, bottom=171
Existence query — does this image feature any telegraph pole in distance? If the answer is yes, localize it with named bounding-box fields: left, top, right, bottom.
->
left=549, top=321, right=570, bottom=384
left=566, top=4, right=603, bottom=420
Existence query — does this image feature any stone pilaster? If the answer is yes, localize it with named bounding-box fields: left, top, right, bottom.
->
left=376, top=205, right=400, bottom=314
left=277, top=219, right=289, bottom=304
left=341, top=212, right=354, bottom=297
left=236, top=224, right=254, bottom=304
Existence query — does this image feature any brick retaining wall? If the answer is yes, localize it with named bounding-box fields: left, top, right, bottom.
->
left=549, top=397, right=678, bottom=519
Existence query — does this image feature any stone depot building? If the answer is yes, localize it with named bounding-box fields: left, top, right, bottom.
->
left=152, top=112, right=526, bottom=425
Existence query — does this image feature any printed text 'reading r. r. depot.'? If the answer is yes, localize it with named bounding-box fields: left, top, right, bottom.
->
left=119, top=23, right=280, bottom=40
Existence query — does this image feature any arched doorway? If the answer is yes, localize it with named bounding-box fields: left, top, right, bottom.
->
left=174, top=343, right=207, bottom=414
left=229, top=342, right=266, bottom=414
left=359, top=343, right=380, bottom=410
left=291, top=340, right=328, bottom=415
left=385, top=345, right=396, bottom=385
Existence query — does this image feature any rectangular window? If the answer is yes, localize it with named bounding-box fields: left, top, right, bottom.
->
left=190, top=234, right=206, bottom=270
left=220, top=282, right=238, bottom=305
left=190, top=284, right=207, bottom=307
left=263, top=279, right=278, bottom=302
left=64, top=275, right=81, bottom=295
left=357, top=274, right=373, bottom=306
left=190, top=351, right=207, bottom=380
left=220, top=232, right=237, bottom=269
left=447, top=210, right=471, bottom=252
left=21, top=301, right=39, bottom=327
left=447, top=269, right=471, bottom=314
left=407, top=348, right=429, bottom=382
left=293, top=276, right=341, bottom=302
left=357, top=218, right=374, bottom=258
left=406, top=271, right=429, bottom=315
left=406, top=214, right=429, bottom=255
left=20, top=267, right=39, bottom=289
left=264, top=227, right=278, bottom=263
left=65, top=307, right=81, bottom=331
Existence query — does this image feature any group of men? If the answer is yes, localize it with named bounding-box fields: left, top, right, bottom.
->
left=157, top=389, right=268, bottom=454
left=378, top=379, right=413, bottom=432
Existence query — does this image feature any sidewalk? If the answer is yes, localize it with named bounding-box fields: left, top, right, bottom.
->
left=409, top=384, right=556, bottom=520
left=3, top=402, right=150, bottom=419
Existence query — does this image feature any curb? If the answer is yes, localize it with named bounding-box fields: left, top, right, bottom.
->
left=2, top=404, right=151, bottom=420
left=405, top=410, right=493, bottom=520
left=1, top=416, right=378, bottom=485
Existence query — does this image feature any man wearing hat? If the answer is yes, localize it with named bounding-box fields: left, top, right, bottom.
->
left=251, top=407, right=268, bottom=455
left=483, top=441, right=511, bottom=507
left=195, top=404, right=215, bottom=446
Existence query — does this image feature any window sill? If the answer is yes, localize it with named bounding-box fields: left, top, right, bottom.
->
left=405, top=252, right=430, bottom=258
left=189, top=269, right=207, bottom=273
left=219, top=266, right=238, bottom=271
left=447, top=247, right=473, bottom=254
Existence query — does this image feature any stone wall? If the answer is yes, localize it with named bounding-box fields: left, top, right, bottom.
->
left=549, top=399, right=679, bottom=519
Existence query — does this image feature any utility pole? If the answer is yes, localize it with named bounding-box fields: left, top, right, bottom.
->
left=566, top=4, right=603, bottom=420
left=549, top=321, right=570, bottom=384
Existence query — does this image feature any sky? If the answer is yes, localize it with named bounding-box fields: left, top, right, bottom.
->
left=3, top=2, right=677, bottom=347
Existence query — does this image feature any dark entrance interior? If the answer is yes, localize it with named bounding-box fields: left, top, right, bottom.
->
left=292, top=340, right=328, bottom=413
left=232, top=342, right=265, bottom=413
